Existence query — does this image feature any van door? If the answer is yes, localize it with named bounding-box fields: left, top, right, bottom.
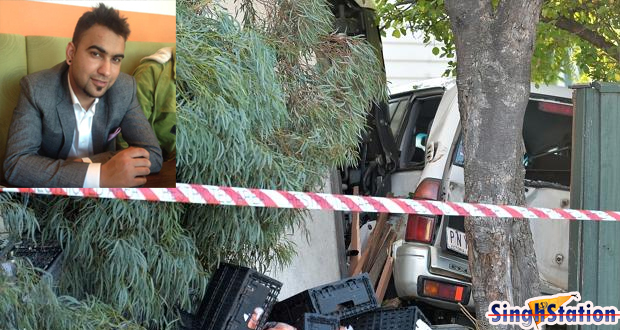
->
left=389, top=87, right=445, bottom=197
left=522, top=96, right=573, bottom=293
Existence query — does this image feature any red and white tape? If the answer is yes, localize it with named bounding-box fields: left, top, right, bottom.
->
left=0, top=184, right=618, bottom=221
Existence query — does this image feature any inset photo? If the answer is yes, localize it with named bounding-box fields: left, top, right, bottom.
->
left=0, top=0, right=176, bottom=188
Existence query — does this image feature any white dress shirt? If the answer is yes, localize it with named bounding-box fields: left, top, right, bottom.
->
left=67, top=74, right=101, bottom=188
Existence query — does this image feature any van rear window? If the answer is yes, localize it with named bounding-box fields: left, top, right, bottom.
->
left=523, top=100, right=572, bottom=186
left=452, top=99, right=572, bottom=187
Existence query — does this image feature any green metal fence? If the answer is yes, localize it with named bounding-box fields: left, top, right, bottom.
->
left=569, top=82, right=620, bottom=330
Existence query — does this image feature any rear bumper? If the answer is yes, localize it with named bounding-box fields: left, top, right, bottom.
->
left=393, top=242, right=475, bottom=311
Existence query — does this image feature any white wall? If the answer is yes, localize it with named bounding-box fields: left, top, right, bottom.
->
left=265, top=176, right=342, bottom=300
left=27, top=0, right=175, bottom=16
left=382, top=31, right=451, bottom=89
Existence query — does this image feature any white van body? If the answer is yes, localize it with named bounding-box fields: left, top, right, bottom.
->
left=389, top=81, right=572, bottom=312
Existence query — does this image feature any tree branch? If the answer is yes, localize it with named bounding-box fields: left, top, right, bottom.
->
left=542, top=16, right=619, bottom=62
left=394, top=0, right=416, bottom=5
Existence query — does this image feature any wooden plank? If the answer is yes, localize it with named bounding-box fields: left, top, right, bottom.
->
left=348, top=187, right=361, bottom=276
left=368, top=231, right=396, bottom=284
left=362, top=214, right=391, bottom=274
left=375, top=256, right=394, bottom=304
left=365, top=228, right=394, bottom=273
left=364, top=225, right=390, bottom=273
left=368, top=243, right=388, bottom=285
left=351, top=212, right=389, bottom=275
left=350, top=244, right=368, bottom=276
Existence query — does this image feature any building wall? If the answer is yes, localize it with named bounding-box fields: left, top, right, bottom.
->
left=266, top=176, right=343, bottom=299
left=382, top=32, right=451, bottom=89
left=28, top=0, right=175, bottom=16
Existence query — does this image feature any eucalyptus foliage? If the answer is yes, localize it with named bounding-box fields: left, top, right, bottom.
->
left=0, top=0, right=385, bottom=328
left=1, top=194, right=205, bottom=329
left=38, top=198, right=204, bottom=327
left=377, top=0, right=620, bottom=83
left=0, top=193, right=38, bottom=241
left=0, top=260, right=144, bottom=330
left=176, top=0, right=386, bottom=272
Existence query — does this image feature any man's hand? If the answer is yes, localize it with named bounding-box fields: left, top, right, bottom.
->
left=247, top=308, right=263, bottom=329
left=100, top=147, right=151, bottom=187
left=247, top=308, right=298, bottom=330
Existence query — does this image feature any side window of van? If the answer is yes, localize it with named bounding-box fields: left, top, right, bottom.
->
left=388, top=90, right=444, bottom=169
left=388, top=96, right=410, bottom=136
left=401, top=96, right=443, bottom=167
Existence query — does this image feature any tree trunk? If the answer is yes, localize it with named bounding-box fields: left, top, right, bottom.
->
left=444, top=1, right=544, bottom=329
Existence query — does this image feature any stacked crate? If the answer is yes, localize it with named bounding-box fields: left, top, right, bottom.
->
left=269, top=273, right=378, bottom=327
left=183, top=263, right=282, bottom=330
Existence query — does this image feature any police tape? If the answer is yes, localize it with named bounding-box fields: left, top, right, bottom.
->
left=1, top=184, right=619, bottom=221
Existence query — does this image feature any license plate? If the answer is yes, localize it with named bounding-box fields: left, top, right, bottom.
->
left=446, top=227, right=468, bottom=256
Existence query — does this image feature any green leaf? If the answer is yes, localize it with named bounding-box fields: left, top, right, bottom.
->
left=375, top=0, right=620, bottom=83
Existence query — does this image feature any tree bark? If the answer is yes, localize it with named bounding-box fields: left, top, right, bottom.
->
left=444, top=1, right=544, bottom=329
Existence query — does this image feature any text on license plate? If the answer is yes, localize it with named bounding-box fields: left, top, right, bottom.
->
left=447, top=227, right=468, bottom=256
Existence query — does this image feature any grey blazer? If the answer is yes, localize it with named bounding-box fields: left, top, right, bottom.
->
left=3, top=62, right=163, bottom=187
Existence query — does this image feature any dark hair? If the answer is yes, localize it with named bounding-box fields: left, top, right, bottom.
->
left=72, top=3, right=131, bottom=45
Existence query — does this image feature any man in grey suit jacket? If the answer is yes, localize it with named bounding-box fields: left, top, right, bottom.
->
left=3, top=4, right=162, bottom=188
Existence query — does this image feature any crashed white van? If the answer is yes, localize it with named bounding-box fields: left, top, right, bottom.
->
left=386, top=80, right=572, bottom=321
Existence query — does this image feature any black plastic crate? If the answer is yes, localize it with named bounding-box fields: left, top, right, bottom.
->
left=11, top=245, right=62, bottom=270
left=194, top=263, right=282, bottom=330
left=302, top=313, right=340, bottom=330
left=269, top=273, right=378, bottom=327
left=340, top=306, right=430, bottom=330
left=9, top=240, right=62, bottom=271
